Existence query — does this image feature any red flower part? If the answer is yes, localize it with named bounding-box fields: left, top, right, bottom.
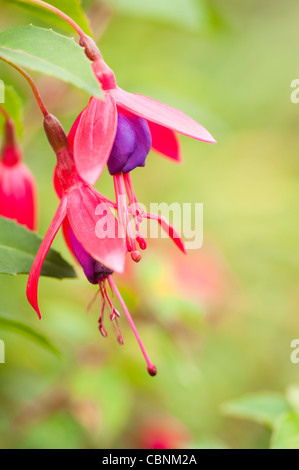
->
left=108, top=275, right=157, bottom=377
left=27, top=196, right=67, bottom=318
left=65, top=220, right=157, bottom=376
left=72, top=58, right=215, bottom=185
left=0, top=119, right=37, bottom=231
left=54, top=165, right=156, bottom=375
left=113, top=171, right=186, bottom=262
left=27, top=114, right=126, bottom=319
left=72, top=95, right=117, bottom=185
left=147, top=120, right=181, bottom=163
left=112, top=86, right=215, bottom=146
left=144, top=212, right=186, bottom=254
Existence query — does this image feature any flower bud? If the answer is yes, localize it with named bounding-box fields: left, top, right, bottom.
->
left=43, top=113, right=69, bottom=154
left=0, top=119, right=37, bottom=230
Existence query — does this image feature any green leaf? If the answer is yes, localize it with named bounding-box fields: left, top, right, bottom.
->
left=222, top=392, right=291, bottom=429
left=0, top=25, right=102, bottom=99
left=0, top=217, right=76, bottom=279
left=271, top=413, right=299, bottom=449
left=0, top=85, right=24, bottom=137
left=0, top=312, right=60, bottom=356
left=0, top=0, right=92, bottom=36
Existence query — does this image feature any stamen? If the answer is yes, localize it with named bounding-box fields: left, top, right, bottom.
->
left=136, top=236, right=147, bottom=251
left=113, top=173, right=131, bottom=250
left=108, top=275, right=157, bottom=377
left=114, top=173, right=142, bottom=261
left=98, top=282, right=108, bottom=338
left=102, top=282, right=123, bottom=343
left=86, top=287, right=101, bottom=314
left=123, top=172, right=138, bottom=205
left=103, top=283, right=120, bottom=318
left=99, top=323, right=108, bottom=338
left=123, top=173, right=147, bottom=251
left=119, top=174, right=139, bottom=255
left=131, top=250, right=142, bottom=262
left=110, top=314, right=124, bottom=345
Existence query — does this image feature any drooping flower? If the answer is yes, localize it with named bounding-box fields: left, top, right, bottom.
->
left=68, top=105, right=187, bottom=262
left=0, top=118, right=38, bottom=231
left=73, top=41, right=216, bottom=185
left=68, top=44, right=215, bottom=261
left=62, top=217, right=157, bottom=376
left=26, top=113, right=126, bottom=319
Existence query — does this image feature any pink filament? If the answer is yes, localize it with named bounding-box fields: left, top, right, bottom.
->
left=108, top=275, right=157, bottom=376
left=113, top=173, right=140, bottom=256
left=123, top=173, right=146, bottom=250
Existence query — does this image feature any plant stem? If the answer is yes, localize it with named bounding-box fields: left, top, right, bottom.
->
left=0, top=104, right=10, bottom=122
left=0, top=56, right=48, bottom=116
left=16, top=1, right=102, bottom=63
left=22, top=0, right=86, bottom=38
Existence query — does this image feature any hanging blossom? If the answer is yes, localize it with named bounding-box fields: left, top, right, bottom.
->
left=0, top=45, right=155, bottom=375
left=16, top=3, right=216, bottom=260
left=26, top=113, right=126, bottom=319
left=0, top=112, right=37, bottom=231
left=29, top=113, right=156, bottom=375
left=68, top=112, right=186, bottom=262
left=66, top=37, right=216, bottom=262
left=74, top=36, right=216, bottom=183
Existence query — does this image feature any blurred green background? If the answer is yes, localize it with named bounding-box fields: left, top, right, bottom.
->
left=0, top=0, right=299, bottom=449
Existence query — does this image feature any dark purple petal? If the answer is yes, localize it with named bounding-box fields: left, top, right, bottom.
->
left=122, top=115, right=152, bottom=173
left=68, top=224, right=113, bottom=284
left=68, top=223, right=96, bottom=284
left=107, top=111, right=152, bottom=175
left=93, top=261, right=113, bottom=280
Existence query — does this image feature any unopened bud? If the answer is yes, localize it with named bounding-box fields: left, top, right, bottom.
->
left=43, top=113, right=69, bottom=154
left=1, top=119, right=21, bottom=166
left=3, top=119, right=16, bottom=147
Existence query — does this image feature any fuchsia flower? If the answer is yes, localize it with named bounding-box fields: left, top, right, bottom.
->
left=26, top=113, right=126, bottom=319
left=0, top=118, right=37, bottom=231
left=73, top=47, right=216, bottom=183
left=29, top=113, right=156, bottom=375
left=69, top=46, right=216, bottom=261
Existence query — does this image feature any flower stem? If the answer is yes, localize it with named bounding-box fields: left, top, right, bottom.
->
left=0, top=104, right=10, bottom=122
left=14, top=1, right=103, bottom=63
left=21, top=0, right=86, bottom=38
left=0, top=55, right=48, bottom=116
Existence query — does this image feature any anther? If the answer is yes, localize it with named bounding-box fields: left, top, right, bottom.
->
left=136, top=236, right=147, bottom=250
left=99, top=324, right=108, bottom=338
left=131, top=250, right=142, bottom=263
left=147, top=365, right=157, bottom=377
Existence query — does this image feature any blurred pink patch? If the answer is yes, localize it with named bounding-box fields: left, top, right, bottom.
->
left=137, top=416, right=191, bottom=449
left=173, top=247, right=231, bottom=309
